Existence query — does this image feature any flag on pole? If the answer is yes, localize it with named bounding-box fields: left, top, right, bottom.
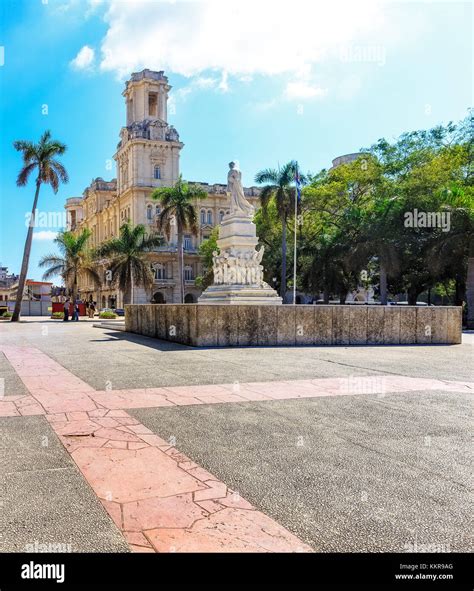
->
left=294, top=164, right=302, bottom=204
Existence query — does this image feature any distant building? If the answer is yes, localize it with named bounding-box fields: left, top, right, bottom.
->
left=65, top=69, right=260, bottom=307
left=0, top=265, right=19, bottom=301
left=24, top=280, right=52, bottom=302
left=329, top=152, right=370, bottom=170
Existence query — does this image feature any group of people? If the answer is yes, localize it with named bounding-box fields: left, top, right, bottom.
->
left=63, top=299, right=79, bottom=322
left=63, top=299, right=96, bottom=321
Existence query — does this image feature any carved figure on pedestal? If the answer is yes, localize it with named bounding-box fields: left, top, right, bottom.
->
left=212, top=251, right=223, bottom=284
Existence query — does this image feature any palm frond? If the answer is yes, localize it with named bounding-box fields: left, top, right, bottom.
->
left=16, top=162, right=38, bottom=187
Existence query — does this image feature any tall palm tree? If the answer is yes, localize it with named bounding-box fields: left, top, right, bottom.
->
left=95, top=223, right=163, bottom=305
left=255, top=161, right=301, bottom=301
left=151, top=176, right=206, bottom=303
left=39, top=229, right=101, bottom=302
left=11, top=130, right=68, bottom=321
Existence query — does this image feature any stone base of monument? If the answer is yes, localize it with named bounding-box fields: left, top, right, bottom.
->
left=124, top=304, right=462, bottom=347
left=198, top=284, right=282, bottom=305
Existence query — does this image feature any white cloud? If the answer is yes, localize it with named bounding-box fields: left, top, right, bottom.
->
left=285, top=81, right=327, bottom=100
left=98, top=0, right=385, bottom=83
left=218, top=71, right=229, bottom=93
left=70, top=45, right=95, bottom=70
left=33, top=231, right=58, bottom=241
left=88, top=0, right=430, bottom=104
left=252, top=98, right=278, bottom=112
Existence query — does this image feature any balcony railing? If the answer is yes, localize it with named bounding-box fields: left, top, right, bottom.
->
left=149, top=244, right=199, bottom=254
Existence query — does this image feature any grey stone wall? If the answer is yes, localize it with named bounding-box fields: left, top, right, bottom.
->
left=124, top=304, right=462, bottom=347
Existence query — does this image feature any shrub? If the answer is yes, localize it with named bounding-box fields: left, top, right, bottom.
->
left=51, top=312, right=64, bottom=319
left=99, top=311, right=117, bottom=319
left=0, top=311, right=13, bottom=319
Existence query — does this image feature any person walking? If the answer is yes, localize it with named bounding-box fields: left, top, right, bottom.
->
left=63, top=298, right=70, bottom=322
left=73, top=301, right=79, bottom=321
left=88, top=301, right=95, bottom=319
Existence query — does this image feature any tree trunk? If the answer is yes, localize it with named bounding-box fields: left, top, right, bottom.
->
left=72, top=272, right=78, bottom=304
left=407, top=287, right=419, bottom=306
left=130, top=265, right=134, bottom=305
left=339, top=291, right=347, bottom=305
left=466, top=240, right=474, bottom=328
left=454, top=275, right=465, bottom=307
left=379, top=263, right=388, bottom=305
left=280, top=215, right=287, bottom=301
left=123, top=286, right=131, bottom=306
left=11, top=179, right=41, bottom=322
left=323, top=287, right=330, bottom=305
left=177, top=222, right=184, bottom=304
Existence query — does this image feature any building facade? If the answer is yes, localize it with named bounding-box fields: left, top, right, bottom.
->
left=65, top=69, right=260, bottom=307
left=0, top=265, right=19, bottom=302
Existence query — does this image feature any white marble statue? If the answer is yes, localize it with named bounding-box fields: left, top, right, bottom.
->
left=227, top=161, right=254, bottom=217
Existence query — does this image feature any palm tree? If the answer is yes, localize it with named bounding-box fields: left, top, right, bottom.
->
left=255, top=161, right=301, bottom=301
left=39, top=229, right=101, bottom=302
left=151, top=176, right=207, bottom=303
left=95, top=223, right=163, bottom=305
left=11, top=130, right=68, bottom=321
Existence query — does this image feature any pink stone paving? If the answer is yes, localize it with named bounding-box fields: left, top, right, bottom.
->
left=0, top=344, right=315, bottom=552
left=1, top=343, right=472, bottom=552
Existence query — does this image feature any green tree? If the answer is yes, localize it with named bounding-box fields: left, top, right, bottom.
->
left=255, top=161, right=302, bottom=301
left=195, top=226, right=219, bottom=290
left=95, top=223, right=163, bottom=305
left=39, top=229, right=101, bottom=302
left=367, top=123, right=473, bottom=305
left=302, top=156, right=379, bottom=302
left=151, top=176, right=207, bottom=303
left=11, top=130, right=68, bottom=321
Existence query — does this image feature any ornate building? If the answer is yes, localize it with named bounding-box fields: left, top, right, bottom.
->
left=65, top=69, right=260, bottom=307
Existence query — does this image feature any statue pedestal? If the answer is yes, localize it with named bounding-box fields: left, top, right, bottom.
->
left=218, top=214, right=258, bottom=251
left=198, top=283, right=282, bottom=305
left=198, top=212, right=282, bottom=306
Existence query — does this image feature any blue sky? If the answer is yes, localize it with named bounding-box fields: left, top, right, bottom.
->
left=0, top=0, right=472, bottom=281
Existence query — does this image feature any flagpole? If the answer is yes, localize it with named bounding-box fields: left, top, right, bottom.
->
left=293, top=163, right=298, bottom=305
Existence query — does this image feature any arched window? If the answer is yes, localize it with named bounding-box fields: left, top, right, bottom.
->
left=200, top=209, right=206, bottom=224
left=154, top=165, right=161, bottom=179
left=219, top=210, right=225, bottom=222
left=184, top=265, right=193, bottom=281
left=184, top=293, right=195, bottom=303
left=155, top=205, right=161, bottom=217
left=226, top=210, right=230, bottom=216
left=147, top=205, right=152, bottom=220
left=154, top=263, right=166, bottom=280
left=153, top=292, right=165, bottom=304
left=184, top=235, right=192, bottom=250
left=207, top=210, right=213, bottom=224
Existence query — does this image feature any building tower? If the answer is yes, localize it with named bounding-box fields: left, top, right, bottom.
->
left=114, top=69, right=183, bottom=213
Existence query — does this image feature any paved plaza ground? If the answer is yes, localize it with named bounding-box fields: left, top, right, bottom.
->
left=0, top=319, right=472, bottom=553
